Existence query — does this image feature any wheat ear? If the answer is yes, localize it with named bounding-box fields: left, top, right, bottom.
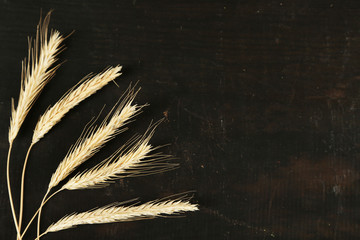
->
left=32, top=65, right=122, bottom=144
left=62, top=122, right=177, bottom=190
left=9, top=11, right=64, bottom=143
left=7, top=11, right=64, bottom=238
left=18, top=66, right=122, bottom=239
left=48, top=86, right=142, bottom=190
left=44, top=198, right=198, bottom=235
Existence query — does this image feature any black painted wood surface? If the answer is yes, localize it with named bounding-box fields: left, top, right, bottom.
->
left=2, top=1, right=360, bottom=239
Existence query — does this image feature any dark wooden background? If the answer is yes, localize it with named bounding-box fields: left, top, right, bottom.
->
left=2, top=1, right=360, bottom=239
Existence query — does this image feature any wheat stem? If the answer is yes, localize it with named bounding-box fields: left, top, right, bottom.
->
left=18, top=143, right=34, bottom=239
left=20, top=189, right=62, bottom=239
left=6, top=142, right=20, bottom=238
left=34, top=231, right=46, bottom=240
left=36, top=189, right=50, bottom=240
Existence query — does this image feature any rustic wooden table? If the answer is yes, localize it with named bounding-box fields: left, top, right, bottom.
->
left=1, top=1, right=360, bottom=239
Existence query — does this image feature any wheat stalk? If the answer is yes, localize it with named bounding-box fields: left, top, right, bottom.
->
left=44, top=198, right=198, bottom=235
left=6, top=11, right=64, bottom=238
left=32, top=65, right=122, bottom=144
left=62, top=124, right=177, bottom=190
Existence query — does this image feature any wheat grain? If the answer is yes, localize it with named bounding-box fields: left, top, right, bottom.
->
left=48, top=87, right=142, bottom=189
left=32, top=66, right=122, bottom=144
left=45, top=199, right=198, bottom=234
left=9, top=11, right=64, bottom=143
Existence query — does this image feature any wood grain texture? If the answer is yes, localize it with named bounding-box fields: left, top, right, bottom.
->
left=2, top=0, right=360, bottom=239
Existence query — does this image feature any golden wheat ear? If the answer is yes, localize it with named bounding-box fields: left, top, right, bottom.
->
left=9, top=11, right=65, bottom=143
left=62, top=120, right=178, bottom=190
left=32, top=65, right=122, bottom=144
left=48, top=85, right=144, bottom=190
left=44, top=195, right=198, bottom=235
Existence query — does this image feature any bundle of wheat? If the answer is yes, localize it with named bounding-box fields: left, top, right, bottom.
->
left=5, top=11, right=198, bottom=240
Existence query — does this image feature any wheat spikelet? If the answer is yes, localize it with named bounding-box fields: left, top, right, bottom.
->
left=62, top=124, right=177, bottom=190
left=48, top=87, right=142, bottom=189
left=9, top=11, right=64, bottom=143
left=46, top=198, right=198, bottom=233
left=32, top=66, right=122, bottom=144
